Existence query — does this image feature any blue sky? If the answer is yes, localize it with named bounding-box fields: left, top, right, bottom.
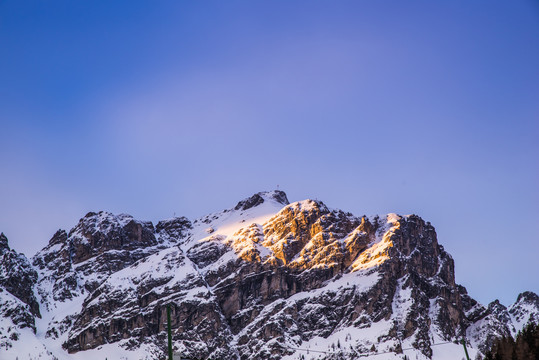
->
left=1, top=0, right=538, bottom=305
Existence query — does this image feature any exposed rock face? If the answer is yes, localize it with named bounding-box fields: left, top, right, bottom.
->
left=156, top=216, right=192, bottom=245
left=1, top=191, right=538, bottom=360
left=30, top=211, right=191, bottom=347
left=203, top=212, right=466, bottom=359
left=0, top=233, right=40, bottom=322
left=32, top=212, right=177, bottom=303
left=0, top=233, right=41, bottom=351
left=464, top=288, right=539, bottom=353
left=509, top=292, right=539, bottom=329
left=262, top=200, right=363, bottom=267
left=488, top=300, right=511, bottom=326
left=0, top=232, right=7, bottom=248
left=60, top=199, right=481, bottom=359
left=235, top=190, right=289, bottom=211
left=65, top=247, right=236, bottom=358
left=380, top=215, right=464, bottom=357
left=68, top=211, right=157, bottom=264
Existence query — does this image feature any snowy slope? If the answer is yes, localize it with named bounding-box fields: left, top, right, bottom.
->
left=0, top=191, right=537, bottom=360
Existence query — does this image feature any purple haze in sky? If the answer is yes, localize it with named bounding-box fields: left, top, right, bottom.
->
left=1, top=0, right=538, bottom=306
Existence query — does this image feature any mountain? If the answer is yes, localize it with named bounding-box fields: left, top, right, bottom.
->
left=0, top=191, right=537, bottom=360
left=0, top=232, right=40, bottom=347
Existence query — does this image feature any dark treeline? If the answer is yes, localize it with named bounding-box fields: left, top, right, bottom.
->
left=485, top=322, right=539, bottom=360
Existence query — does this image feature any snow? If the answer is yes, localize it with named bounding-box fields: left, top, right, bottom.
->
left=1, top=333, right=159, bottom=360
left=391, top=276, right=413, bottom=335
left=278, top=321, right=477, bottom=360
left=85, top=246, right=208, bottom=310
left=187, top=195, right=285, bottom=248
left=280, top=320, right=395, bottom=360
left=93, top=212, right=134, bottom=232
left=387, top=213, right=402, bottom=224
left=0, top=324, right=51, bottom=360
left=509, top=300, right=538, bottom=336
left=286, top=199, right=326, bottom=213
left=179, top=195, right=289, bottom=275
left=429, top=342, right=477, bottom=360
left=2, top=196, right=535, bottom=360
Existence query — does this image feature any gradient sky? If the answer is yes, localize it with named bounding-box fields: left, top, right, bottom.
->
left=1, top=1, right=538, bottom=306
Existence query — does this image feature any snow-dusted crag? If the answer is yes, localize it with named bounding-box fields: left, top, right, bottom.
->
left=0, top=191, right=537, bottom=360
left=0, top=232, right=40, bottom=350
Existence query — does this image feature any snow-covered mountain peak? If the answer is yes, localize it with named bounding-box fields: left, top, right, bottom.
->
left=68, top=211, right=155, bottom=247
left=386, top=213, right=402, bottom=224
left=508, top=292, right=539, bottom=334
left=488, top=300, right=509, bottom=317
left=514, top=291, right=539, bottom=306
left=66, top=211, right=157, bottom=264
left=155, top=216, right=192, bottom=245
left=191, top=191, right=288, bottom=243
left=76, top=210, right=135, bottom=230
left=0, top=232, right=40, bottom=340
left=2, top=193, right=539, bottom=360
left=0, top=232, right=8, bottom=252
left=284, top=198, right=330, bottom=213
left=233, top=190, right=289, bottom=211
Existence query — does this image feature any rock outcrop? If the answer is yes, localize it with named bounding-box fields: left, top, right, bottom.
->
left=0, top=233, right=40, bottom=323
left=0, top=233, right=41, bottom=351
left=0, top=191, right=538, bottom=360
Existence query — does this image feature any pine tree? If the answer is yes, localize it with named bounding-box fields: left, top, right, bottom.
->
left=484, top=322, right=539, bottom=360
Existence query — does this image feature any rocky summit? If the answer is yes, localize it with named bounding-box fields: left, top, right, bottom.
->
left=0, top=191, right=537, bottom=360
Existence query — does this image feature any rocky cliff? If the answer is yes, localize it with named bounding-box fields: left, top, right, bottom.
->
left=0, top=191, right=537, bottom=360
